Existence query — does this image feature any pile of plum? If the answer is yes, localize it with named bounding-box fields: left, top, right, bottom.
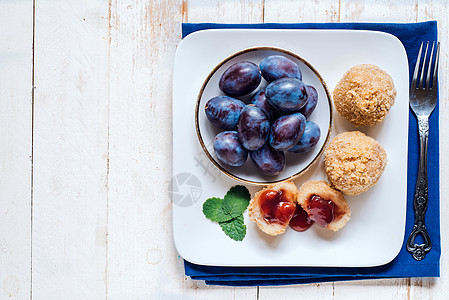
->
left=205, top=55, right=321, bottom=176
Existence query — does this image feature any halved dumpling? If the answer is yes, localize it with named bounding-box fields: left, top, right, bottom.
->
left=248, top=181, right=297, bottom=236
left=297, top=180, right=351, bottom=231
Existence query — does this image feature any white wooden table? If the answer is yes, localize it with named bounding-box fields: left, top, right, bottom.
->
left=1, top=0, right=447, bottom=299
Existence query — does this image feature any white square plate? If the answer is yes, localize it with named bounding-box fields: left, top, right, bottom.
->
left=171, top=29, right=409, bottom=267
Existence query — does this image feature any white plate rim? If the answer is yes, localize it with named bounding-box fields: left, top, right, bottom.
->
left=172, top=28, right=409, bottom=268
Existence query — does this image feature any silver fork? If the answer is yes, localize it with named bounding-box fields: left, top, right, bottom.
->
left=407, top=41, right=440, bottom=261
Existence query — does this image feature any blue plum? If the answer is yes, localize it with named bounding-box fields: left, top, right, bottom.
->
left=299, top=85, right=318, bottom=118
left=266, top=78, right=308, bottom=112
left=250, top=89, right=275, bottom=120
left=205, top=96, right=245, bottom=130
left=250, top=144, right=285, bottom=176
left=289, top=121, right=321, bottom=153
left=214, top=131, right=248, bottom=167
left=269, top=113, right=306, bottom=151
left=219, top=61, right=261, bottom=97
left=237, top=105, right=270, bottom=151
left=259, top=55, right=302, bottom=82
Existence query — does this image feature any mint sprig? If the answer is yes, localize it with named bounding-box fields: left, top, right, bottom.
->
left=202, top=197, right=233, bottom=222
left=222, top=185, right=251, bottom=218
left=219, top=215, right=246, bottom=241
left=202, top=185, right=250, bottom=241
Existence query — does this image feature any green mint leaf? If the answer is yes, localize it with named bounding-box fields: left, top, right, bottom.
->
left=219, top=215, right=246, bottom=241
left=202, top=197, right=233, bottom=222
left=222, top=185, right=250, bottom=218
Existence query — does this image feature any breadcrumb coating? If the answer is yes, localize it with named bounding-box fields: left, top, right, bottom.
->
left=333, top=64, right=396, bottom=126
left=324, top=131, right=387, bottom=195
left=297, top=180, right=351, bottom=231
left=248, top=181, right=297, bottom=236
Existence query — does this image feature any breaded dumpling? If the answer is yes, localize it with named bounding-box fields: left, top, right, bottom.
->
left=333, top=64, right=396, bottom=126
left=297, top=180, right=350, bottom=232
left=248, top=181, right=297, bottom=236
left=324, top=131, right=387, bottom=195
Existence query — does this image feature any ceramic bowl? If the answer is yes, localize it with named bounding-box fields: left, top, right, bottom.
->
left=195, top=46, right=332, bottom=185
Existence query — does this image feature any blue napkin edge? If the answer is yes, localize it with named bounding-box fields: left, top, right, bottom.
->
left=182, top=21, right=438, bottom=38
left=202, top=275, right=428, bottom=287
left=181, top=21, right=440, bottom=284
left=202, top=273, right=439, bottom=287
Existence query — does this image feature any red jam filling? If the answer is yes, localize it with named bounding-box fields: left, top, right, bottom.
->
left=260, top=189, right=295, bottom=225
left=289, top=205, right=314, bottom=232
left=306, top=195, right=344, bottom=228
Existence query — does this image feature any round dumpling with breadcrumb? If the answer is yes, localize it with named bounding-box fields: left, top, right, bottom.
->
left=324, top=131, right=387, bottom=195
left=333, top=64, right=396, bottom=126
left=248, top=181, right=297, bottom=236
left=297, top=180, right=351, bottom=232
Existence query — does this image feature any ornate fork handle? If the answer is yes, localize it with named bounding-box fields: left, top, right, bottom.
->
left=407, top=116, right=432, bottom=260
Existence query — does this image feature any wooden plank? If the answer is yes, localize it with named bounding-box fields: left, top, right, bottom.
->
left=264, top=0, right=340, bottom=23
left=334, top=279, right=410, bottom=299
left=107, top=0, right=188, bottom=298
left=333, top=1, right=417, bottom=299
left=106, top=0, right=260, bottom=298
left=413, top=0, right=449, bottom=298
left=260, top=0, right=423, bottom=298
left=32, top=0, right=110, bottom=298
left=259, top=0, right=339, bottom=297
left=340, top=0, right=418, bottom=22
left=186, top=0, right=264, bottom=23
left=0, top=0, right=33, bottom=299
left=181, top=0, right=262, bottom=297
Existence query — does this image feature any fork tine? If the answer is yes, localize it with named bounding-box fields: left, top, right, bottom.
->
left=418, top=42, right=429, bottom=89
left=426, top=42, right=435, bottom=90
left=431, top=42, right=440, bottom=90
left=411, top=42, right=424, bottom=89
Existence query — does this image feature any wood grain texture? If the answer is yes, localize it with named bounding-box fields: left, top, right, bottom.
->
left=0, top=1, right=33, bottom=299
left=340, top=0, right=418, bottom=22
left=107, top=1, right=186, bottom=299
left=2, top=0, right=447, bottom=298
left=32, top=0, right=110, bottom=298
left=253, top=2, right=338, bottom=296
left=334, top=1, right=416, bottom=299
left=186, top=0, right=263, bottom=23
left=264, top=0, right=340, bottom=23
left=259, top=1, right=336, bottom=298
left=106, top=0, right=260, bottom=299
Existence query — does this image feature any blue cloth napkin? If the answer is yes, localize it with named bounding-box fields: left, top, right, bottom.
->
left=182, top=21, right=440, bottom=286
